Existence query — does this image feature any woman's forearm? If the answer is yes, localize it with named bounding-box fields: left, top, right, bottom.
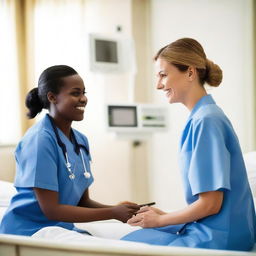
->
left=159, top=201, right=213, bottom=226
left=34, top=188, right=138, bottom=223
left=44, top=203, right=139, bottom=223
left=79, top=198, right=112, bottom=208
left=159, top=191, right=223, bottom=226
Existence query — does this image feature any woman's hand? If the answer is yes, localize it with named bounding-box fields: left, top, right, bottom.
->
left=128, top=191, right=224, bottom=228
left=137, top=206, right=166, bottom=215
left=127, top=208, right=164, bottom=228
left=112, top=204, right=140, bottom=223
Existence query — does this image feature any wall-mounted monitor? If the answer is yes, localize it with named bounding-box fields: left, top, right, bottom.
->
left=89, top=34, right=124, bottom=73
left=106, top=104, right=169, bottom=135
left=108, top=106, right=137, bottom=127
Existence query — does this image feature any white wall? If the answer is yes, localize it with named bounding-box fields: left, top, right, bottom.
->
left=149, top=0, right=254, bottom=210
left=74, top=0, right=135, bottom=204
left=0, top=3, right=21, bottom=144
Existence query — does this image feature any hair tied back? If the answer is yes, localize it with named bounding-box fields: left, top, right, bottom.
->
left=25, top=87, right=44, bottom=119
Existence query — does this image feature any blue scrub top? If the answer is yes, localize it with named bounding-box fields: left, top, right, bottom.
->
left=0, top=115, right=94, bottom=236
left=122, top=95, right=256, bottom=251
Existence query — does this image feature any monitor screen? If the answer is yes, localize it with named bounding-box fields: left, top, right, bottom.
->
left=108, top=106, right=137, bottom=127
left=95, top=39, right=118, bottom=63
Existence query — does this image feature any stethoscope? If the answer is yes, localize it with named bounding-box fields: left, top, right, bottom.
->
left=47, top=114, right=91, bottom=180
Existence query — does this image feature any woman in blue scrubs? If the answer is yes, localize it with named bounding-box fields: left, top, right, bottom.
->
left=122, top=38, right=256, bottom=251
left=0, top=65, right=139, bottom=236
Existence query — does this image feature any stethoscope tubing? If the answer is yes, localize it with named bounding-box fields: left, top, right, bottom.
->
left=47, top=114, right=91, bottom=180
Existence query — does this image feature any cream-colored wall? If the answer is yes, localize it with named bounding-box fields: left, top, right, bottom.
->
left=0, top=145, right=16, bottom=182
left=148, top=0, right=255, bottom=210
left=73, top=0, right=136, bottom=204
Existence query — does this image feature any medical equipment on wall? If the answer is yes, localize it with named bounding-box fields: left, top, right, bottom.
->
left=106, top=104, right=169, bottom=139
left=47, top=114, right=91, bottom=180
left=88, top=33, right=136, bottom=74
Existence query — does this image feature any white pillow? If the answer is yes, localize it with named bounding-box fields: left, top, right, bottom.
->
left=0, top=180, right=16, bottom=207
left=243, top=151, right=256, bottom=199
left=33, top=226, right=149, bottom=248
left=75, top=219, right=141, bottom=239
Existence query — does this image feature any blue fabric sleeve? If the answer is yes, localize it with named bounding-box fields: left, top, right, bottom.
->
left=188, top=117, right=231, bottom=195
left=14, top=130, right=59, bottom=191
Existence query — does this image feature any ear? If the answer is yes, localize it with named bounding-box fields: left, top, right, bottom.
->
left=47, top=92, right=57, bottom=104
left=187, top=66, right=196, bottom=81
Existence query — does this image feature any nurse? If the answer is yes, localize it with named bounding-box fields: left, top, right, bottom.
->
left=122, top=38, right=256, bottom=251
left=0, top=65, right=139, bottom=236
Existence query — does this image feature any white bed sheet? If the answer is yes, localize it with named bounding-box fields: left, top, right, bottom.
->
left=0, top=207, right=6, bottom=222
left=0, top=180, right=16, bottom=207
left=33, top=226, right=148, bottom=248
left=31, top=226, right=256, bottom=255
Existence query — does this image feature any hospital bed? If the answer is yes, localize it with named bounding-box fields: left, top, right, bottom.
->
left=0, top=145, right=256, bottom=256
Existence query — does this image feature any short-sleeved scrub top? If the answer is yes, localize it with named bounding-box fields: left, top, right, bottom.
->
left=122, top=95, right=256, bottom=251
left=0, top=114, right=94, bottom=236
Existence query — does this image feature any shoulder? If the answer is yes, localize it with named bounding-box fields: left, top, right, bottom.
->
left=189, top=104, right=235, bottom=144
left=194, top=103, right=225, bottom=120
left=17, top=117, right=57, bottom=151
left=192, top=104, right=230, bottom=129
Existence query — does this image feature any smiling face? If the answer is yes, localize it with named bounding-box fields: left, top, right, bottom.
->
left=49, top=74, right=87, bottom=122
left=155, top=58, right=190, bottom=105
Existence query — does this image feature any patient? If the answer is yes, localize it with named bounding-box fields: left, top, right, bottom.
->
left=0, top=65, right=139, bottom=236
left=121, top=38, right=256, bottom=251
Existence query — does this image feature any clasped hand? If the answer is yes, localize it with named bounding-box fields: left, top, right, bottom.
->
left=127, top=206, right=166, bottom=228
left=112, top=201, right=140, bottom=223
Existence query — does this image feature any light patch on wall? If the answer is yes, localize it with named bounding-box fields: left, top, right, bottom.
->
left=0, top=1, right=21, bottom=144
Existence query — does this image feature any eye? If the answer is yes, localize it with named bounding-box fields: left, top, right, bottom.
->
left=157, top=74, right=164, bottom=79
left=71, top=91, right=80, bottom=96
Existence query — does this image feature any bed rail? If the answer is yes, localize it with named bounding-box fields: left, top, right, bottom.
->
left=0, top=234, right=254, bottom=256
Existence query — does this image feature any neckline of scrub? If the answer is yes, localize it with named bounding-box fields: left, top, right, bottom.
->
left=188, top=94, right=215, bottom=120
left=56, top=126, right=76, bottom=151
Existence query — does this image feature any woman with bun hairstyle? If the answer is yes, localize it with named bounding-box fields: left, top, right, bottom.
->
left=0, top=65, right=139, bottom=236
left=122, top=38, right=256, bottom=251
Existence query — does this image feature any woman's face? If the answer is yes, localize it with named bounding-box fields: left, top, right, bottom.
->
left=155, top=58, right=190, bottom=104
left=53, top=74, right=87, bottom=122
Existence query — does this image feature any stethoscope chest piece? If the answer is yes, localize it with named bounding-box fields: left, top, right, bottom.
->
left=65, top=148, right=91, bottom=180
left=84, top=172, right=91, bottom=179
left=69, top=173, right=75, bottom=180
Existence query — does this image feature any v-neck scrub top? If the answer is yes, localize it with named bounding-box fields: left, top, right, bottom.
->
left=122, top=95, right=256, bottom=251
left=0, top=115, right=94, bottom=236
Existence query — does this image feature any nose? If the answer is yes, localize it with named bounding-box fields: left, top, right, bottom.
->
left=157, top=81, right=164, bottom=90
left=80, top=94, right=88, bottom=105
